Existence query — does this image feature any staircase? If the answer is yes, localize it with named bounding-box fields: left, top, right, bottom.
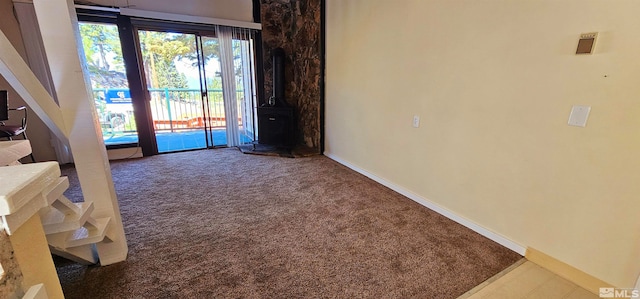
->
left=1, top=140, right=120, bottom=266
left=1, top=141, right=125, bottom=298
left=38, top=176, right=114, bottom=265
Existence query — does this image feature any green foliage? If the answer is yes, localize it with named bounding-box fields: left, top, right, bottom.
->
left=79, top=22, right=127, bottom=88
left=138, top=30, right=192, bottom=90
left=80, top=23, right=123, bottom=71
left=79, top=24, right=252, bottom=95
left=174, top=35, right=220, bottom=67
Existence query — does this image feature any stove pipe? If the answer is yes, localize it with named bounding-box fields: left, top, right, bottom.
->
left=269, top=48, right=286, bottom=106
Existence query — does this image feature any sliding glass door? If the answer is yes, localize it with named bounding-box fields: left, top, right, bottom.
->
left=77, top=10, right=259, bottom=155
left=136, top=30, right=206, bottom=152
left=136, top=27, right=257, bottom=153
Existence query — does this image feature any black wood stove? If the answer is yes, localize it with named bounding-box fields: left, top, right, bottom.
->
left=257, top=48, right=295, bottom=149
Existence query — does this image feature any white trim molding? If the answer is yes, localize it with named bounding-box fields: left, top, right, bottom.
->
left=73, top=4, right=119, bottom=13
left=324, top=152, right=527, bottom=256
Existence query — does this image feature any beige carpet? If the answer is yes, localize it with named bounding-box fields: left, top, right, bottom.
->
left=57, top=148, right=521, bottom=298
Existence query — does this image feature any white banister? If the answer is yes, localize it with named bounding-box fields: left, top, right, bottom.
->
left=32, top=0, right=128, bottom=265
left=0, top=30, right=68, bottom=144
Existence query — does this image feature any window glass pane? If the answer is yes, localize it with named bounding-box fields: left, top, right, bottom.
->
left=79, top=22, right=138, bottom=146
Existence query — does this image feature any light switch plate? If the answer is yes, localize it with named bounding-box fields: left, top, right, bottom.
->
left=568, top=105, right=591, bottom=127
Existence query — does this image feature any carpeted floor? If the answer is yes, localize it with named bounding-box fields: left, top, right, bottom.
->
left=57, top=148, right=521, bottom=299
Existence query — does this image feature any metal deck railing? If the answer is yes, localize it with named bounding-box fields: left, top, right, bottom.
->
left=93, top=88, right=249, bottom=140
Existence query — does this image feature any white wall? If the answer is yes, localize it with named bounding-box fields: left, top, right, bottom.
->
left=84, top=0, right=253, bottom=22
left=1, top=0, right=57, bottom=162
left=325, top=0, right=640, bottom=288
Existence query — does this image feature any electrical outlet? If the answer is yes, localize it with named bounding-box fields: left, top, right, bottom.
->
left=412, top=115, right=420, bottom=128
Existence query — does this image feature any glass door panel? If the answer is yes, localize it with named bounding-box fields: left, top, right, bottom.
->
left=137, top=30, right=207, bottom=153
left=134, top=27, right=258, bottom=152
left=198, top=36, right=227, bottom=147
left=233, top=37, right=258, bottom=144
left=201, top=28, right=257, bottom=148
left=79, top=22, right=138, bottom=146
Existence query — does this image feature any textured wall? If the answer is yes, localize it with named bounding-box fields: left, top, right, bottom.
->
left=325, top=0, right=640, bottom=288
left=260, top=0, right=321, bottom=151
left=0, top=230, right=24, bottom=298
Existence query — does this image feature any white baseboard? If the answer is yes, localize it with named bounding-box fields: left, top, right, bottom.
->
left=324, top=152, right=526, bottom=256
left=107, top=147, right=143, bottom=160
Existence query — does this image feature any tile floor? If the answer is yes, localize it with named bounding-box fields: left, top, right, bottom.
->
left=459, top=260, right=600, bottom=299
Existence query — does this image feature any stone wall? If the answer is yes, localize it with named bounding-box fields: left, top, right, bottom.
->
left=0, top=230, right=24, bottom=298
left=260, top=0, right=322, bottom=151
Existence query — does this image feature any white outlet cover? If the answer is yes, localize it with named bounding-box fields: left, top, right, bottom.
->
left=568, top=105, right=591, bottom=127
left=412, top=115, right=420, bottom=128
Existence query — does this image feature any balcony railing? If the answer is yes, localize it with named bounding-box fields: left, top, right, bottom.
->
left=93, top=88, right=246, bottom=135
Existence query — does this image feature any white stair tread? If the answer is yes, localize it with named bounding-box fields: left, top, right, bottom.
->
left=47, top=217, right=111, bottom=249
left=40, top=202, right=94, bottom=234
left=0, top=140, right=31, bottom=166
left=49, top=245, right=97, bottom=265
left=51, top=195, right=83, bottom=215
left=41, top=176, right=69, bottom=206
left=0, top=162, right=60, bottom=215
left=67, top=217, right=111, bottom=247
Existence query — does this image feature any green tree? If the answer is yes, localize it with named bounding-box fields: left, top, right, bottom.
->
left=80, top=25, right=250, bottom=98
left=79, top=23, right=127, bottom=88
left=138, top=30, right=192, bottom=90
left=174, top=35, right=220, bottom=67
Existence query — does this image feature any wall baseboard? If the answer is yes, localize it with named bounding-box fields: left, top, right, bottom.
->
left=525, top=247, right=612, bottom=295
left=107, top=147, right=143, bottom=160
left=324, top=152, right=527, bottom=256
